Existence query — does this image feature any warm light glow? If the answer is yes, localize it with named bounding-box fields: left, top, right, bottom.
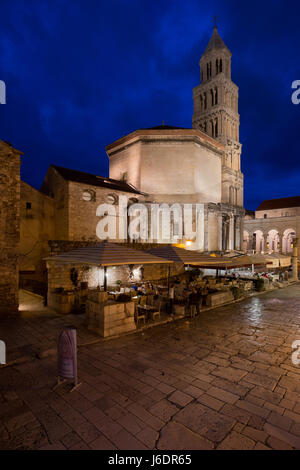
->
left=185, top=240, right=192, bottom=247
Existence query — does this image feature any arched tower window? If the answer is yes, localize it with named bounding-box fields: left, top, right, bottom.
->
left=200, top=95, right=203, bottom=111
left=210, top=120, right=214, bottom=137
left=204, top=92, right=207, bottom=109
left=210, top=89, right=214, bottom=106
left=215, top=87, right=218, bottom=105
left=215, top=119, right=218, bottom=138
left=216, top=59, right=219, bottom=75
left=220, top=59, right=223, bottom=73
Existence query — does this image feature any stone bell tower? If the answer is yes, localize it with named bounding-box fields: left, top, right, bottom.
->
left=192, top=23, right=243, bottom=208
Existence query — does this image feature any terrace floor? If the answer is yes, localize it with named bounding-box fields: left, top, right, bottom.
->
left=0, top=284, right=300, bottom=450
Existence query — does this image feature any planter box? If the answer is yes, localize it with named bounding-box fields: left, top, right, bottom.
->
left=173, top=304, right=185, bottom=317
left=86, top=300, right=136, bottom=338
left=48, top=291, right=75, bottom=314
left=206, top=291, right=234, bottom=307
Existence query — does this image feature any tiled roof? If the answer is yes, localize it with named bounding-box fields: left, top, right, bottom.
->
left=139, top=125, right=188, bottom=130
left=256, top=196, right=300, bottom=211
left=46, top=240, right=172, bottom=266
left=50, top=165, right=143, bottom=195
left=147, top=246, right=231, bottom=266
left=106, top=128, right=224, bottom=153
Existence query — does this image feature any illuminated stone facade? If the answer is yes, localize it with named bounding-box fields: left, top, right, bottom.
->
left=243, top=198, right=300, bottom=253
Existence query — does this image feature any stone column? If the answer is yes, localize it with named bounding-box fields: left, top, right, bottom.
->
left=203, top=207, right=209, bottom=251
left=229, top=214, right=234, bottom=250
left=277, top=236, right=282, bottom=253
left=235, top=217, right=241, bottom=250
left=240, top=217, right=244, bottom=251
left=292, top=238, right=298, bottom=281
left=218, top=213, right=223, bottom=251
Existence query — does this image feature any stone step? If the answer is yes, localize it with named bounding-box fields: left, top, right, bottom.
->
left=105, top=317, right=135, bottom=328
left=104, top=323, right=136, bottom=337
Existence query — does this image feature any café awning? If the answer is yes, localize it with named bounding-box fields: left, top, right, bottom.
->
left=228, top=254, right=267, bottom=268
left=147, top=245, right=232, bottom=267
left=45, top=240, right=173, bottom=267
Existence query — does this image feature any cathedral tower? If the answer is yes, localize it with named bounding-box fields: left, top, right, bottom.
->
left=193, top=24, right=243, bottom=208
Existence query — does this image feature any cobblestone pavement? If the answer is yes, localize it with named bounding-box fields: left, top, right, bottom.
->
left=1, top=284, right=300, bottom=450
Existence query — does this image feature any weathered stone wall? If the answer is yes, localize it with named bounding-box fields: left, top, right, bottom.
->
left=67, top=181, right=145, bottom=241
left=41, top=168, right=69, bottom=239
left=108, top=130, right=223, bottom=204
left=46, top=259, right=184, bottom=294
left=20, top=181, right=55, bottom=275
left=0, top=141, right=22, bottom=315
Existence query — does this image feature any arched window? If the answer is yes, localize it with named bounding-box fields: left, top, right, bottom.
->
left=210, top=89, right=214, bottom=106
left=207, top=63, right=209, bottom=79
left=200, top=95, right=203, bottom=111
left=215, top=119, right=218, bottom=138
left=215, top=87, right=218, bottom=105
left=204, top=92, right=207, bottom=109
left=220, top=59, right=223, bottom=73
left=216, top=59, right=219, bottom=74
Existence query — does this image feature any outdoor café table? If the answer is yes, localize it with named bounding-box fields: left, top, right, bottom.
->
left=137, top=304, right=156, bottom=320
left=108, top=291, right=120, bottom=300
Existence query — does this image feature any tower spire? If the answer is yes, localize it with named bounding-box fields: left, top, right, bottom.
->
left=214, top=15, right=217, bottom=29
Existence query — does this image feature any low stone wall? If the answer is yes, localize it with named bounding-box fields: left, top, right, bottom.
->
left=48, top=291, right=76, bottom=314
left=86, top=293, right=136, bottom=337
left=206, top=290, right=234, bottom=307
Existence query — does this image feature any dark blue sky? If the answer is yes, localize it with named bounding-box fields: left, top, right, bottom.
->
left=0, top=0, right=299, bottom=210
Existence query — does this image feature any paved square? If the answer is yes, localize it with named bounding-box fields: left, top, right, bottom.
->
left=0, top=284, right=300, bottom=450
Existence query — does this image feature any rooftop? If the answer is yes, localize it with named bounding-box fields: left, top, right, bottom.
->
left=203, top=26, right=231, bottom=56
left=106, top=126, right=224, bottom=153
left=46, top=165, right=144, bottom=195
left=256, top=196, right=300, bottom=211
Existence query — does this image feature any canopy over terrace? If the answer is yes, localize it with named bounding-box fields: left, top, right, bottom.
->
left=229, top=254, right=267, bottom=268
left=262, top=253, right=291, bottom=269
left=147, top=245, right=232, bottom=268
left=204, top=254, right=267, bottom=271
left=46, top=240, right=173, bottom=290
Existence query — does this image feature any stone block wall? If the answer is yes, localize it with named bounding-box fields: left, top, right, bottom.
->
left=86, top=298, right=136, bottom=337
left=41, top=168, right=69, bottom=240
left=0, top=141, right=22, bottom=315
left=20, top=181, right=55, bottom=276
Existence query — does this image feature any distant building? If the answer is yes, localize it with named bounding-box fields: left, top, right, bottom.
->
left=243, top=196, right=300, bottom=253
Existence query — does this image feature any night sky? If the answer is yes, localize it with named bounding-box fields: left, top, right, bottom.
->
left=1, top=0, right=300, bottom=210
